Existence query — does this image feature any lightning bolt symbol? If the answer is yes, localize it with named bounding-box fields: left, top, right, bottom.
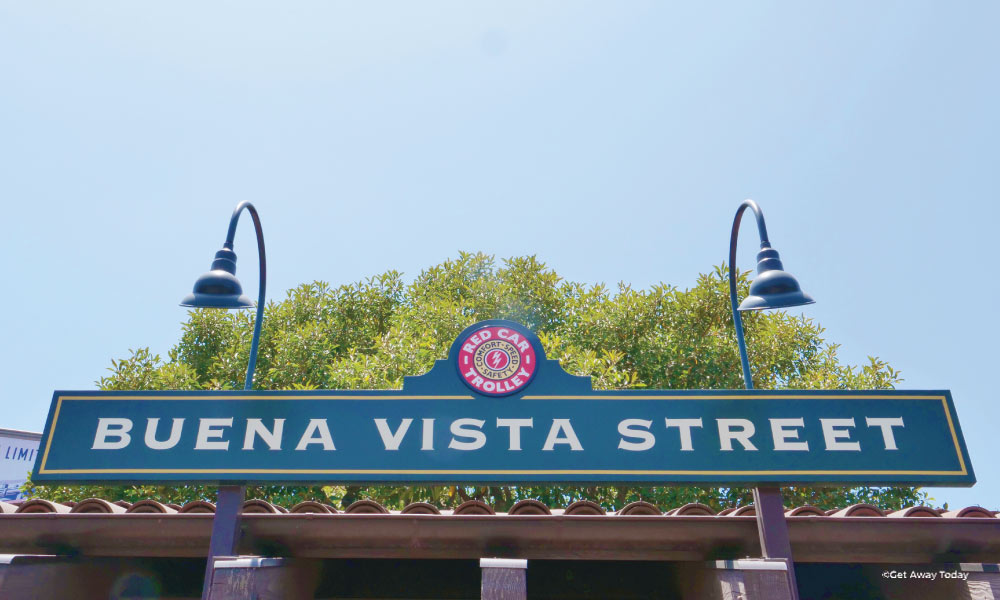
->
left=490, top=352, right=504, bottom=368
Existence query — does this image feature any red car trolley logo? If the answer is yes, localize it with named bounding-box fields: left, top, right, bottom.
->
left=457, top=325, right=537, bottom=396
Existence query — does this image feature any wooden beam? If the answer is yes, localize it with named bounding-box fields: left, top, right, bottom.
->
left=481, top=558, right=526, bottom=600
left=207, top=556, right=320, bottom=600
left=3, top=513, right=1000, bottom=564
left=0, top=555, right=133, bottom=598
left=680, top=559, right=794, bottom=600
left=957, top=564, right=1000, bottom=600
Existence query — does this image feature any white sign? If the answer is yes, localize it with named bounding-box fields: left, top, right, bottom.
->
left=0, top=428, right=41, bottom=502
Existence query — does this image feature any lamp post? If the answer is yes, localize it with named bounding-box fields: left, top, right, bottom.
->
left=181, top=201, right=266, bottom=599
left=728, top=199, right=813, bottom=600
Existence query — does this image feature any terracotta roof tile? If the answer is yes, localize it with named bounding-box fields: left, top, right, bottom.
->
left=888, top=506, right=940, bottom=518
left=242, top=499, right=284, bottom=514
left=179, top=500, right=215, bottom=514
left=563, top=500, right=605, bottom=515
left=126, top=500, right=176, bottom=514
left=289, top=501, right=337, bottom=514
left=400, top=502, right=440, bottom=515
left=785, top=505, right=825, bottom=516
left=942, top=506, right=995, bottom=519
left=617, top=501, right=660, bottom=516
left=70, top=498, right=126, bottom=514
left=344, top=499, right=389, bottom=514
left=15, top=499, right=71, bottom=514
left=830, top=504, right=885, bottom=518
left=454, top=500, right=495, bottom=515
left=509, top=499, right=551, bottom=515
left=4, top=498, right=997, bottom=518
left=670, top=503, right=715, bottom=516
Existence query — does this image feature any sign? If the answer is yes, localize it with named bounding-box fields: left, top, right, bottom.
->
left=1, top=428, right=41, bottom=501
left=32, top=320, right=974, bottom=486
left=457, top=324, right=537, bottom=396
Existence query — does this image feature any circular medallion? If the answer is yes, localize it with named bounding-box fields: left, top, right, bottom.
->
left=457, top=325, right=537, bottom=396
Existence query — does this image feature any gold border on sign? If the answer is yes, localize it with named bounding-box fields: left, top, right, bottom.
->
left=37, top=393, right=968, bottom=478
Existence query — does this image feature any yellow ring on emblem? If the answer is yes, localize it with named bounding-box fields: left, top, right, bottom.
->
left=473, top=339, right=521, bottom=381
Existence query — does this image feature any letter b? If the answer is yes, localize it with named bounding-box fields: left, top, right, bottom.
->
left=93, top=418, right=133, bottom=450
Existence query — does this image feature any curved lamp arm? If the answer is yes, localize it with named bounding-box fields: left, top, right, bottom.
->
left=225, top=201, right=267, bottom=391
left=727, top=200, right=807, bottom=598
left=728, top=199, right=769, bottom=390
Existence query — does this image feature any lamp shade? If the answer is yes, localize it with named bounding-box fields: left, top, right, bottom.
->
left=738, top=246, right=815, bottom=311
left=180, top=248, right=254, bottom=309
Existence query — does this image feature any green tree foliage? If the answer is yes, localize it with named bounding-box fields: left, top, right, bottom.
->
left=25, top=253, right=928, bottom=512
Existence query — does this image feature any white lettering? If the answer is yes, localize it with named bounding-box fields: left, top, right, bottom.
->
left=93, top=418, right=133, bottom=450
left=770, top=418, right=809, bottom=451
left=145, top=418, right=184, bottom=450
left=195, top=418, right=233, bottom=450
left=718, top=419, right=757, bottom=451
left=665, top=418, right=703, bottom=451
left=243, top=419, right=284, bottom=451
left=295, top=419, right=336, bottom=451
left=542, top=419, right=583, bottom=451
left=866, top=417, right=904, bottom=450
left=374, top=418, right=413, bottom=451
left=449, top=418, right=486, bottom=450
left=422, top=418, right=435, bottom=451
left=617, top=419, right=655, bottom=451
left=822, top=418, right=860, bottom=451
left=497, top=418, right=533, bottom=451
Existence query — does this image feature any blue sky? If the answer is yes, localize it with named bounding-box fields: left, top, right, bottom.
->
left=1, top=2, right=997, bottom=509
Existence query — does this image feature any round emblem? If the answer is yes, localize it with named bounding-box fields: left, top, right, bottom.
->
left=457, top=325, right=537, bottom=396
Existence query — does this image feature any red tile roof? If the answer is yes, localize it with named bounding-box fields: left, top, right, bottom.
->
left=2, top=498, right=996, bottom=517
left=2, top=499, right=996, bottom=564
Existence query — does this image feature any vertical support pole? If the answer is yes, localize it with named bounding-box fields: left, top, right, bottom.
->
left=753, top=488, right=799, bottom=594
left=481, top=558, right=526, bottom=600
left=202, top=486, right=246, bottom=599
left=200, top=202, right=266, bottom=599
left=729, top=201, right=800, bottom=600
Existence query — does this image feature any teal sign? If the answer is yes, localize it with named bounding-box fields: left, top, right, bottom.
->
left=32, top=320, right=974, bottom=486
